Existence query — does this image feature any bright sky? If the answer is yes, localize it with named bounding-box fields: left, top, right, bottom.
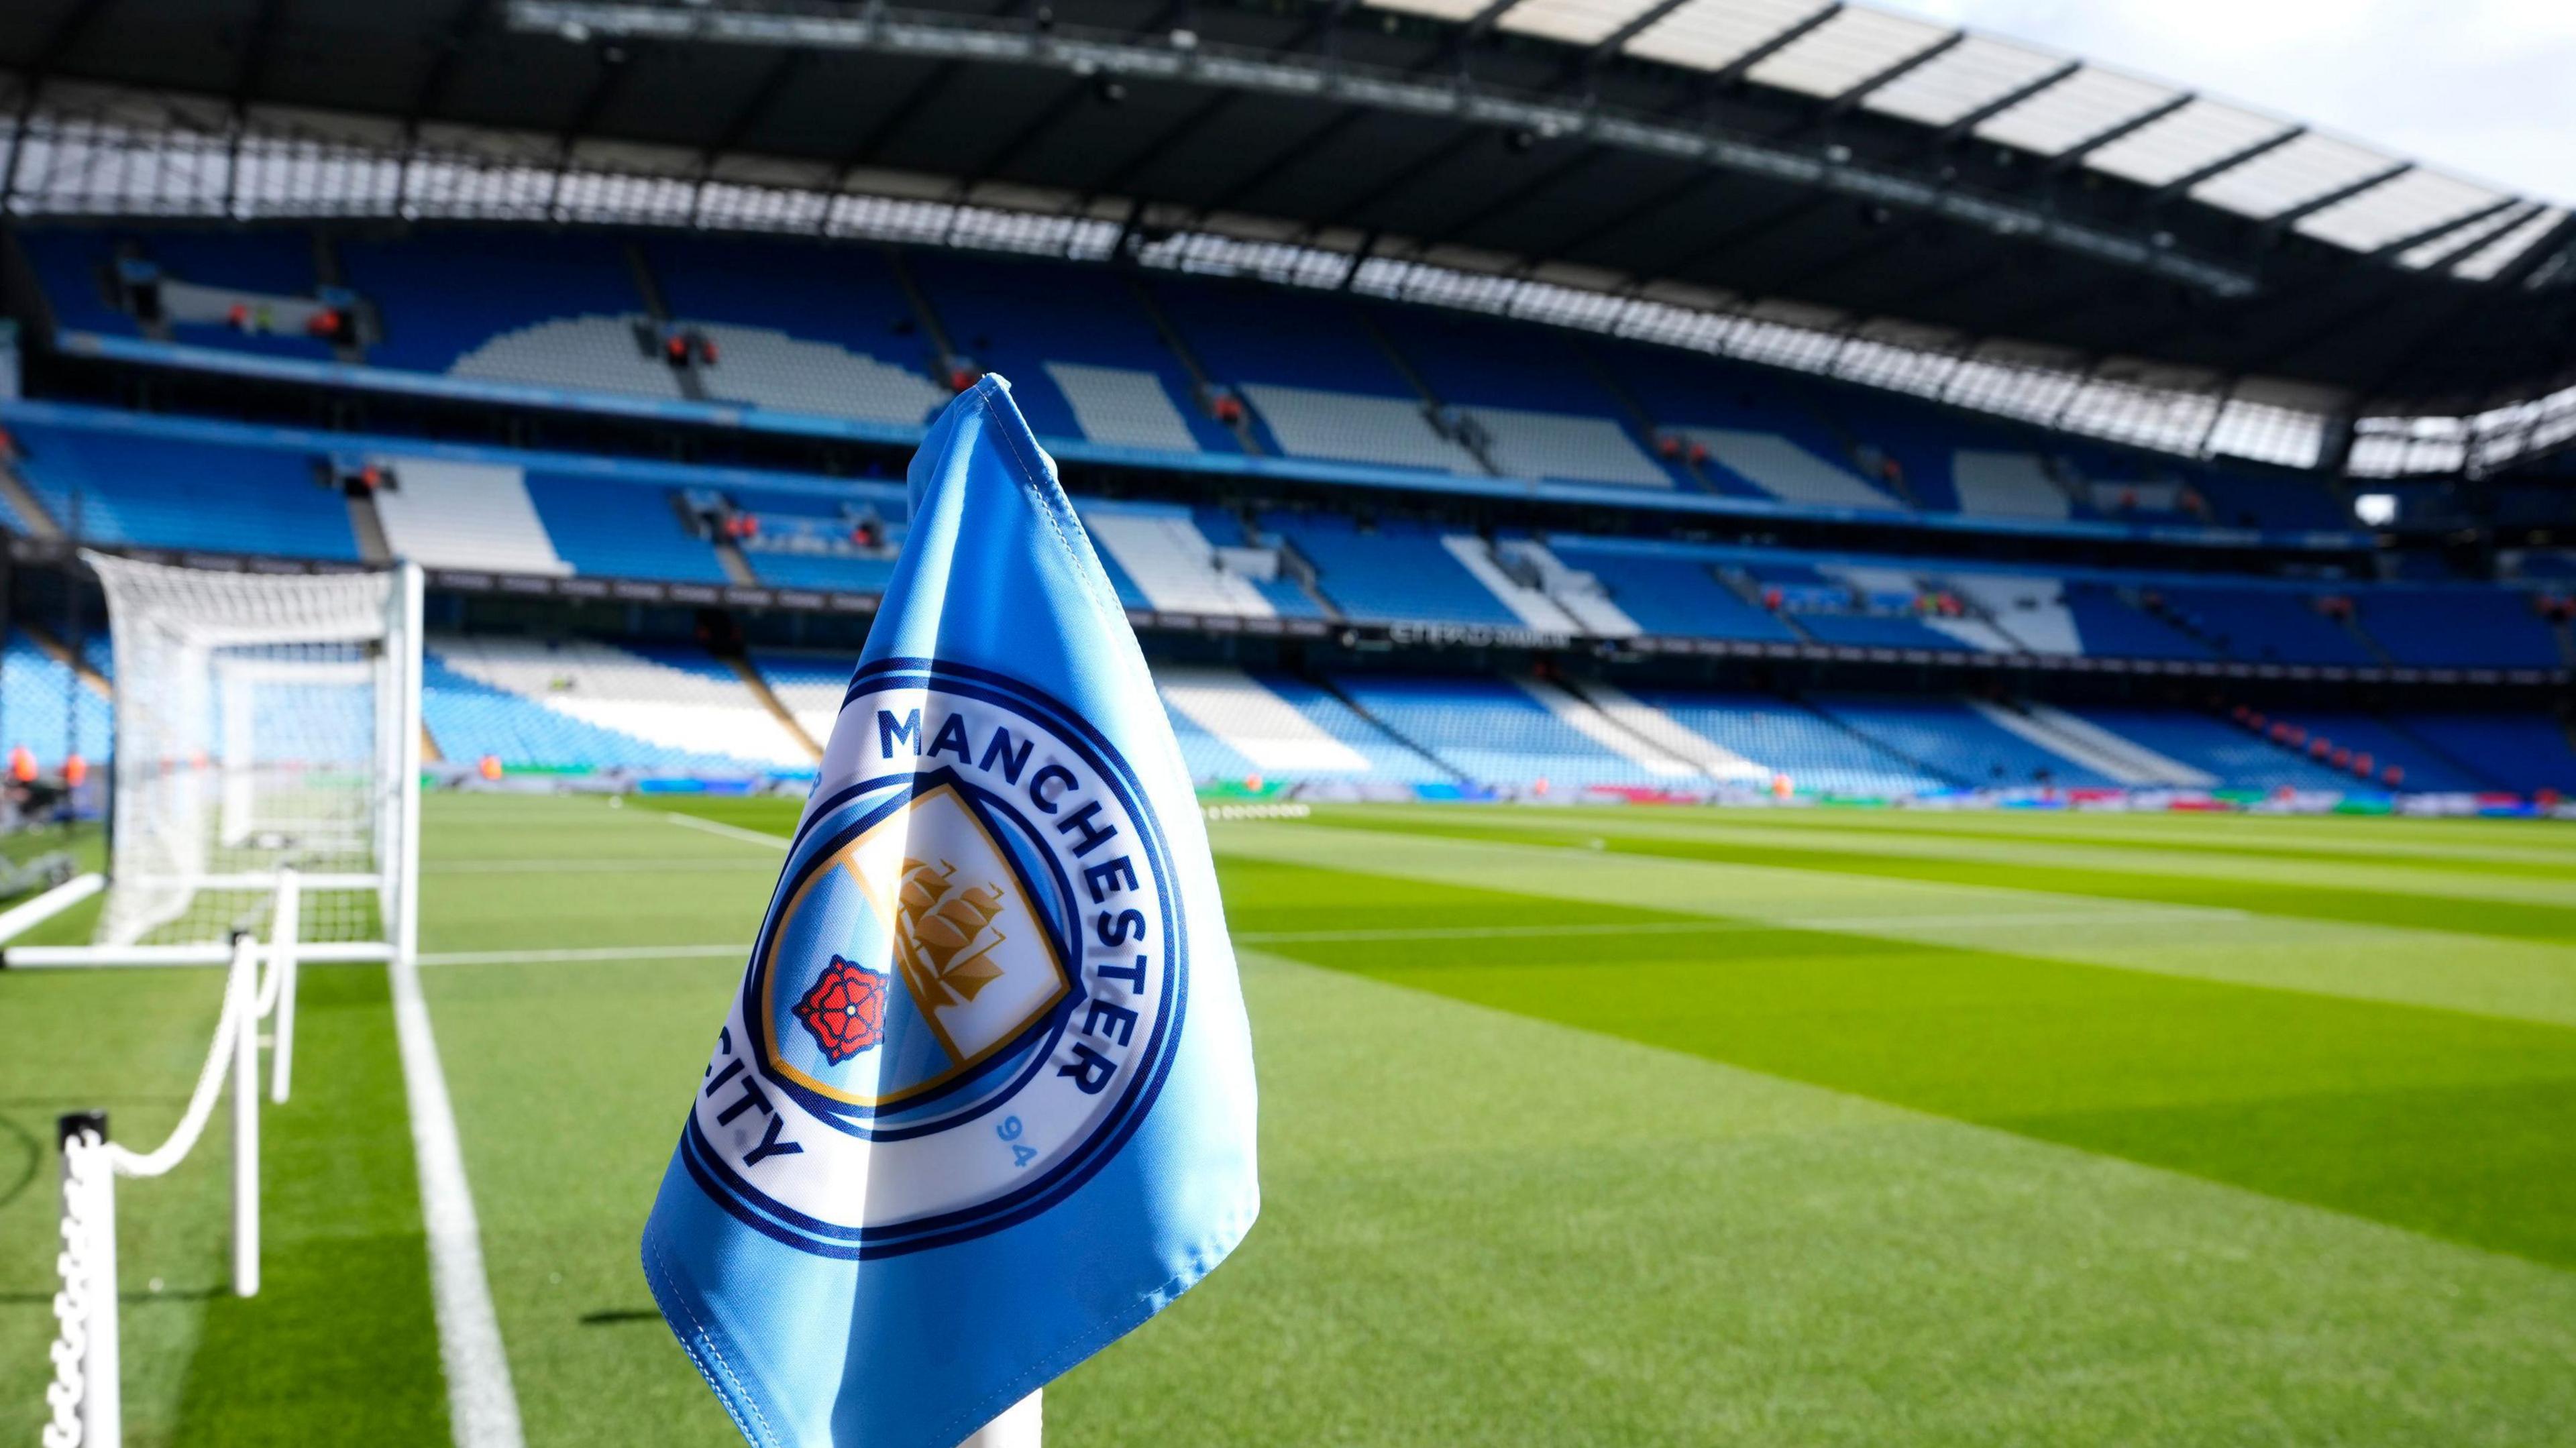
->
left=1882, top=0, right=2576, bottom=204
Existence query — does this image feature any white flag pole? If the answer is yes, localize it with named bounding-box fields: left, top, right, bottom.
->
left=957, top=1390, right=1042, bottom=1448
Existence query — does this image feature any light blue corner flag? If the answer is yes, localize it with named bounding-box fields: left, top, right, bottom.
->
left=643, top=375, right=1260, bottom=1448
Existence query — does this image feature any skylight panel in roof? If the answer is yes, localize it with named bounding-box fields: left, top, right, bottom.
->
left=1623, top=0, right=1831, bottom=74
left=1361, top=0, right=1495, bottom=21
left=2298, top=169, right=2504, bottom=253
left=2189, top=132, right=2394, bottom=218
left=1743, top=7, right=1951, bottom=99
left=1861, top=35, right=2065, bottom=127
left=2082, top=100, right=2289, bottom=188
left=1972, top=66, right=2178, bottom=157
left=1499, top=0, right=1656, bottom=46
left=2452, top=205, right=2567, bottom=280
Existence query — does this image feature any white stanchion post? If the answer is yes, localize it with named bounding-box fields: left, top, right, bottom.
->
left=229, top=934, right=260, bottom=1298
left=957, top=1390, right=1041, bottom=1448
left=268, top=871, right=300, bottom=1105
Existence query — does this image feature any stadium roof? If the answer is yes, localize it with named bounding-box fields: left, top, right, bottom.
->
left=2, top=0, right=2573, bottom=475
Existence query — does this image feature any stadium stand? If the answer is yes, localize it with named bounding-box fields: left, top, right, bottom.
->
left=1816, top=694, right=2114, bottom=788
left=1333, top=674, right=1664, bottom=789
left=2350, top=588, right=2566, bottom=670
left=2066, top=708, right=2357, bottom=792
left=371, top=458, right=572, bottom=576
left=9, top=419, right=359, bottom=560
left=1633, top=689, right=1947, bottom=797
left=2392, top=712, right=2576, bottom=793
left=430, top=636, right=808, bottom=771
left=522, top=474, right=728, bottom=583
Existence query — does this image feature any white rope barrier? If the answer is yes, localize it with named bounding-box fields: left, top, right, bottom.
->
left=39, top=916, right=310, bottom=1443
left=100, top=938, right=258, bottom=1182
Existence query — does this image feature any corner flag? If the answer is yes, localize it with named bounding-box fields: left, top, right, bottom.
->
left=642, top=376, right=1260, bottom=1448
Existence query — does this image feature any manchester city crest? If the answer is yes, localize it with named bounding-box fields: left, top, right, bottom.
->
left=678, top=660, right=1186, bottom=1258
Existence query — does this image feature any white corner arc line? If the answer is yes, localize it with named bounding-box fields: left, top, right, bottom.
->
left=418, top=943, right=753, bottom=966
left=665, top=812, right=792, bottom=849
left=390, top=951, right=528, bottom=1448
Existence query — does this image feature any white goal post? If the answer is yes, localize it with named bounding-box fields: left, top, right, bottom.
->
left=4, top=554, right=424, bottom=968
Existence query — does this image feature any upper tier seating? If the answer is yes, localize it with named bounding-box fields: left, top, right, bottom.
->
left=1546, top=543, right=1799, bottom=642
left=2062, top=581, right=2213, bottom=660
left=371, top=457, right=572, bottom=575
left=449, top=315, right=683, bottom=400
left=21, top=227, right=337, bottom=361
left=9, top=421, right=358, bottom=560
left=912, top=255, right=1235, bottom=453
left=1949, top=451, right=2074, bottom=520
left=1077, top=502, right=1276, bottom=617
left=1271, top=515, right=1522, bottom=626
left=2351, top=588, right=2565, bottom=670
left=2147, top=586, right=2379, bottom=667
left=339, top=229, right=645, bottom=374
left=522, top=474, right=727, bottom=583
left=1333, top=674, right=1660, bottom=788
left=1367, top=309, right=1672, bottom=488
left=645, top=236, right=945, bottom=423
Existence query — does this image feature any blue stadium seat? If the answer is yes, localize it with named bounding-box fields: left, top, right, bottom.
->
left=1814, top=695, right=2112, bottom=788
left=9, top=420, right=358, bottom=559
left=1632, top=688, right=1945, bottom=796
left=2390, top=713, right=2576, bottom=793
left=339, top=229, right=644, bottom=372
left=2353, top=588, right=2564, bottom=669
left=522, top=474, right=727, bottom=583
left=1332, top=675, right=1652, bottom=787
left=1269, top=514, right=1519, bottom=626
left=2068, top=708, right=2355, bottom=791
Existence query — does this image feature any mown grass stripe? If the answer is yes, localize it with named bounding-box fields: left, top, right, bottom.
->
left=173, top=964, right=452, bottom=1445
left=1309, top=809, right=2576, bottom=943
left=1217, top=856, right=2576, bottom=1270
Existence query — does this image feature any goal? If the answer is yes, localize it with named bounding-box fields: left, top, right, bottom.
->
left=9, top=554, right=424, bottom=966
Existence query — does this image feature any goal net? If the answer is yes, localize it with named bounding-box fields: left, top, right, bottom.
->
left=83, top=553, right=422, bottom=957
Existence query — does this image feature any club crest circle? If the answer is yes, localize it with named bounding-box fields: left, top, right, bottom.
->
left=680, top=661, right=1186, bottom=1258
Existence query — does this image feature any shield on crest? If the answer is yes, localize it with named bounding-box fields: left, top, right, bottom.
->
left=761, top=775, right=1076, bottom=1111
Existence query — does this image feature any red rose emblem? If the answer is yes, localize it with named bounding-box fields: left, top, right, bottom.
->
left=792, top=956, right=888, bottom=1063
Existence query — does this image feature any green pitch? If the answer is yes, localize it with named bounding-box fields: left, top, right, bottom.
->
left=7, top=795, right=2575, bottom=1445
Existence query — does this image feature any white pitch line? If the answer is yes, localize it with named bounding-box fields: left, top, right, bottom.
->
left=1237, top=906, right=2245, bottom=946
left=665, top=812, right=792, bottom=849
left=425, top=857, right=782, bottom=874
left=388, top=950, right=527, bottom=1448
left=419, top=943, right=751, bottom=966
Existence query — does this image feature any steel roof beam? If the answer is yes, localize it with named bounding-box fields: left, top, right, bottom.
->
left=1711, top=4, right=1841, bottom=89
left=2146, top=125, right=2304, bottom=206
left=2039, top=91, right=2191, bottom=174
left=2259, top=162, right=2410, bottom=237
left=408, top=0, right=497, bottom=127
left=2418, top=202, right=2543, bottom=274
left=2364, top=195, right=2520, bottom=265
left=958, top=74, right=1095, bottom=188
left=1934, top=59, right=2079, bottom=146
left=702, top=49, right=808, bottom=164
left=1586, top=0, right=1696, bottom=60
left=1821, top=31, right=1964, bottom=117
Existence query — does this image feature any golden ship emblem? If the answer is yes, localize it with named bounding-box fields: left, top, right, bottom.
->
left=892, top=856, right=1010, bottom=1016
